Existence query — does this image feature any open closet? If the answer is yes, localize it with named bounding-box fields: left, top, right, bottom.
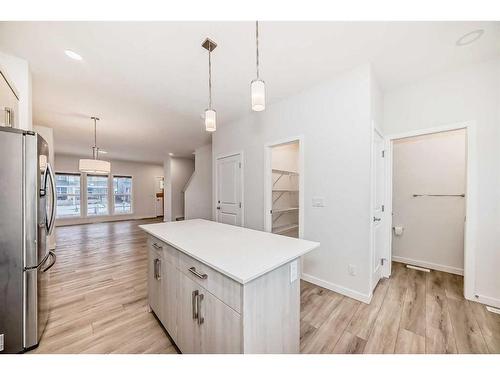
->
left=270, top=141, right=300, bottom=238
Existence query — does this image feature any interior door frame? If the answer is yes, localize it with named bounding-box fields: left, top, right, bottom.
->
left=154, top=175, right=164, bottom=217
left=214, top=151, right=244, bottom=226
left=263, top=135, right=304, bottom=238
left=369, top=122, right=386, bottom=293
left=383, top=121, right=477, bottom=302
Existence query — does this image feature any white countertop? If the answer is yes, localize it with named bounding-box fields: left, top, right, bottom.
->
left=139, top=219, right=320, bottom=284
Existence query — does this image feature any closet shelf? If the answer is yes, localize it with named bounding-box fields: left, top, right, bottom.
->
left=272, top=168, right=299, bottom=176
left=272, top=224, right=299, bottom=235
left=272, top=189, right=299, bottom=192
left=272, top=207, right=299, bottom=214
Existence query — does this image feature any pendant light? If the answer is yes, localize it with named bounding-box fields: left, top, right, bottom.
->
left=79, top=116, right=111, bottom=174
left=251, top=21, right=265, bottom=112
left=202, top=38, right=217, bottom=132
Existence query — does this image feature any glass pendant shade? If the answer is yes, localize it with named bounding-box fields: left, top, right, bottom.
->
left=205, top=109, right=216, bottom=132
left=79, top=159, right=111, bottom=174
left=251, top=79, right=266, bottom=112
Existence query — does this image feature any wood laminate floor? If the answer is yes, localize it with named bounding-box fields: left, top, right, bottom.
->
left=34, top=219, right=500, bottom=354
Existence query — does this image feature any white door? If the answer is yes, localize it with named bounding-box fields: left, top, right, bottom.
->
left=216, top=154, right=242, bottom=226
left=371, top=128, right=386, bottom=289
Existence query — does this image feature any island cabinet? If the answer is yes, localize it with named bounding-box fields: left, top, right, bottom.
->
left=142, top=219, right=320, bottom=354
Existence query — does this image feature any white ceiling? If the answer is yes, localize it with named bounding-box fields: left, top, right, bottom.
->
left=0, top=21, right=499, bottom=163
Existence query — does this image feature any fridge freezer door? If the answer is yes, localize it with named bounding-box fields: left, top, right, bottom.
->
left=0, top=128, right=24, bottom=353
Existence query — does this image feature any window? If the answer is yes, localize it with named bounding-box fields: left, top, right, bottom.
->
left=113, top=176, right=132, bottom=214
left=87, top=175, right=109, bottom=216
left=55, top=173, right=81, bottom=218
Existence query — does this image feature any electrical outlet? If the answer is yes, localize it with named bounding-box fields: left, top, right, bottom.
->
left=348, top=264, right=357, bottom=276
left=312, top=197, right=325, bottom=207
left=290, top=260, right=298, bottom=283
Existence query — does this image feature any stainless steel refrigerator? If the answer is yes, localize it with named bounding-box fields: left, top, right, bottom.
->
left=0, top=127, right=56, bottom=353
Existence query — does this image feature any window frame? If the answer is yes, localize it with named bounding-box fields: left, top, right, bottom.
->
left=55, top=172, right=82, bottom=219
left=112, top=175, right=133, bottom=215
left=86, top=173, right=110, bottom=217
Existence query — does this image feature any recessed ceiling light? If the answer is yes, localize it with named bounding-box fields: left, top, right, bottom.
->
left=64, top=49, right=83, bottom=61
left=456, top=29, right=484, bottom=46
left=168, top=153, right=174, bottom=156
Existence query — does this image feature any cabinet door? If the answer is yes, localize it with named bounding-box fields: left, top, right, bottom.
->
left=147, top=248, right=162, bottom=320
left=160, top=259, right=178, bottom=341
left=176, top=272, right=201, bottom=353
left=0, top=73, right=18, bottom=127
left=199, top=289, right=241, bottom=353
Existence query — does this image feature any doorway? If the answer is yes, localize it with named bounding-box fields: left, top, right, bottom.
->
left=382, top=122, right=476, bottom=301
left=154, top=176, right=164, bottom=217
left=264, top=137, right=303, bottom=238
left=215, top=153, right=243, bottom=226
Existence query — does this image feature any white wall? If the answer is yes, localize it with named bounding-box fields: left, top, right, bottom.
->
left=163, top=156, right=195, bottom=221
left=55, top=154, right=164, bottom=225
left=392, top=130, right=466, bottom=274
left=34, top=125, right=56, bottom=249
left=272, top=142, right=299, bottom=173
left=185, top=144, right=212, bottom=220
left=0, top=51, right=32, bottom=131
left=384, top=57, right=500, bottom=307
left=213, top=65, right=374, bottom=302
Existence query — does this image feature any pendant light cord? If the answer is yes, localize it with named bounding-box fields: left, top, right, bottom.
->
left=94, top=117, right=97, bottom=157
left=256, top=20, right=260, bottom=79
left=208, top=46, right=212, bottom=109
left=91, top=116, right=99, bottom=160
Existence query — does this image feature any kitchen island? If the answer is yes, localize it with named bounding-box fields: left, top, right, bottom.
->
left=139, top=219, right=319, bottom=354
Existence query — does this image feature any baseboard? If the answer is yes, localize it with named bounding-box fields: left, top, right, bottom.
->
left=56, top=215, right=158, bottom=227
left=471, top=294, right=500, bottom=309
left=301, top=273, right=372, bottom=304
left=392, top=256, right=464, bottom=276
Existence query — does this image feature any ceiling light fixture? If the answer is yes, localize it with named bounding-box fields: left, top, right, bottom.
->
left=251, top=21, right=265, bottom=112
left=79, top=116, right=111, bottom=174
left=202, top=38, right=217, bottom=132
left=64, top=49, right=83, bottom=61
left=456, top=29, right=484, bottom=46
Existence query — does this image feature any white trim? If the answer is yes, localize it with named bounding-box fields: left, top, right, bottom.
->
left=56, top=214, right=156, bottom=227
left=263, top=135, right=304, bottom=238
left=385, top=121, right=476, bottom=302
left=475, top=295, right=500, bottom=310
left=301, top=273, right=372, bottom=304
left=393, top=256, right=463, bottom=275
left=214, top=150, right=245, bottom=227
left=486, top=306, right=500, bottom=315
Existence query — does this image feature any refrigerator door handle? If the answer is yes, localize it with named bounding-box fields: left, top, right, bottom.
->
left=46, top=163, right=56, bottom=235
left=42, top=251, right=56, bottom=273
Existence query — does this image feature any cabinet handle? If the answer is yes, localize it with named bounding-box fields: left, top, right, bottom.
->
left=192, top=290, right=199, bottom=320
left=4, top=107, right=12, bottom=127
left=188, top=266, right=208, bottom=280
left=197, top=293, right=204, bottom=325
left=154, top=258, right=161, bottom=280
left=152, top=242, right=162, bottom=250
